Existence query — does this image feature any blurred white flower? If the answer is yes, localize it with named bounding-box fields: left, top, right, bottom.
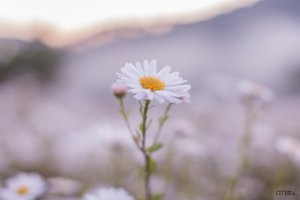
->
left=117, top=60, right=191, bottom=104
left=0, top=172, right=46, bottom=200
left=237, top=80, right=274, bottom=103
left=83, top=187, right=135, bottom=200
left=111, top=82, right=128, bottom=99
left=276, top=136, right=300, bottom=163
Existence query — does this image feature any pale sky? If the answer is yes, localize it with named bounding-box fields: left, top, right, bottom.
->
left=0, top=0, right=261, bottom=46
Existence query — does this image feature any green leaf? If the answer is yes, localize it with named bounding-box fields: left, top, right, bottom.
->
left=147, top=143, right=163, bottom=153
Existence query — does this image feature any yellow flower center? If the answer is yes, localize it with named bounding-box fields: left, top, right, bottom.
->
left=17, top=186, right=30, bottom=195
left=140, top=76, right=165, bottom=91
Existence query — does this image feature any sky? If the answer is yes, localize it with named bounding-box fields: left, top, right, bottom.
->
left=0, top=0, right=260, bottom=46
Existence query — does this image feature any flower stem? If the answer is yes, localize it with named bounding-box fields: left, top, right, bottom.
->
left=119, top=98, right=134, bottom=135
left=225, top=102, right=255, bottom=200
left=118, top=99, right=154, bottom=200
left=142, top=100, right=150, bottom=146
left=240, top=102, right=254, bottom=171
left=118, top=98, right=144, bottom=154
left=141, top=100, right=152, bottom=200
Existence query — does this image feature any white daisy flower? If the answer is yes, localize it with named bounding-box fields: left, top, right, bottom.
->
left=276, top=136, right=300, bottom=163
left=117, top=60, right=191, bottom=104
left=83, top=187, right=135, bottom=200
left=0, top=172, right=47, bottom=200
left=237, top=80, right=274, bottom=103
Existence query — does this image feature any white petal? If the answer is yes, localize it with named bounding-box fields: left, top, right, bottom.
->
left=165, top=80, right=187, bottom=86
left=157, top=66, right=171, bottom=79
left=146, top=90, right=154, bottom=100
left=170, top=72, right=179, bottom=77
left=165, top=85, right=191, bottom=93
left=134, top=92, right=147, bottom=100
left=150, top=60, right=157, bottom=76
left=169, top=97, right=182, bottom=104
left=150, top=60, right=157, bottom=67
left=116, top=73, right=123, bottom=78
left=129, top=88, right=145, bottom=93
left=135, top=62, right=145, bottom=75
left=162, top=74, right=183, bottom=82
left=125, top=83, right=142, bottom=88
left=126, top=63, right=143, bottom=77
left=156, top=90, right=182, bottom=104
left=159, top=90, right=180, bottom=97
left=144, top=60, right=151, bottom=76
left=153, top=92, right=165, bottom=104
left=121, top=67, right=138, bottom=80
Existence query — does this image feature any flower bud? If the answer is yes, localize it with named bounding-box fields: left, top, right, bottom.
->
left=111, top=82, right=128, bottom=99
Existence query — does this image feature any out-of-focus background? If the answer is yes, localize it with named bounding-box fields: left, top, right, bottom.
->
left=1, top=0, right=300, bottom=199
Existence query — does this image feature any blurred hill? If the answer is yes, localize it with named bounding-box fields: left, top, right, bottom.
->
left=0, top=39, right=62, bottom=83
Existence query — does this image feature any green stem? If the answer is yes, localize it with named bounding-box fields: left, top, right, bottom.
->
left=225, top=176, right=238, bottom=200
left=226, top=102, right=255, bottom=200
left=117, top=98, right=154, bottom=200
left=118, top=98, right=144, bottom=157
left=240, top=102, right=255, bottom=171
left=141, top=100, right=152, bottom=200
left=119, top=98, right=134, bottom=135
left=118, top=99, right=154, bottom=200
left=142, top=100, right=150, bottom=146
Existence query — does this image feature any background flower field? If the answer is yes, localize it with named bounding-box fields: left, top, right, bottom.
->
left=0, top=0, right=300, bottom=199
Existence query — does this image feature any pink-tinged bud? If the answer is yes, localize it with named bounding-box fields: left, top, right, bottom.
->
left=111, top=82, right=128, bottom=99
